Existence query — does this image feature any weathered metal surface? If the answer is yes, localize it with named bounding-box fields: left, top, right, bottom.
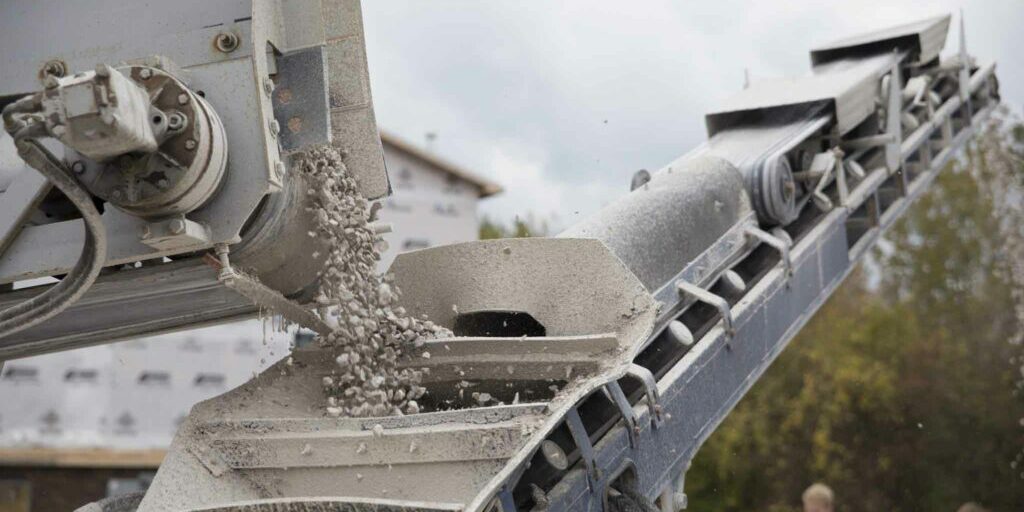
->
left=810, top=14, right=950, bottom=67
left=272, top=47, right=332, bottom=152
left=705, top=52, right=901, bottom=137
left=559, top=155, right=752, bottom=292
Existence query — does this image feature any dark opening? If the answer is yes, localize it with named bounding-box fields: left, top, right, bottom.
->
left=453, top=310, right=546, bottom=337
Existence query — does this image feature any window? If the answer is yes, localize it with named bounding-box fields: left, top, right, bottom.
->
left=64, top=369, right=99, bottom=383
left=433, top=203, right=459, bottom=217
left=194, top=373, right=226, bottom=388
left=2, top=365, right=38, bottom=383
left=138, top=371, right=171, bottom=386
left=403, top=238, right=431, bottom=250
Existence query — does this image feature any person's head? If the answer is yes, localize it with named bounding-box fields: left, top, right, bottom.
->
left=802, top=483, right=834, bottom=512
left=956, top=503, right=989, bottom=512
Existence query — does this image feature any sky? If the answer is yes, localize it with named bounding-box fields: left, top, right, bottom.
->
left=362, top=1, right=1024, bottom=231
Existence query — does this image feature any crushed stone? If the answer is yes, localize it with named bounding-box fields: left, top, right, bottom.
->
left=295, top=145, right=451, bottom=417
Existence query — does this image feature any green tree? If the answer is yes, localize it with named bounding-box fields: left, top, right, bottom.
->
left=479, top=214, right=549, bottom=239
left=687, top=113, right=1024, bottom=511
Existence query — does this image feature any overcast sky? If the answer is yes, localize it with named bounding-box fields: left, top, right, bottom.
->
left=362, top=1, right=1023, bottom=231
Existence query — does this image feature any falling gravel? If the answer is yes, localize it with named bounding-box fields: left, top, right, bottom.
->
left=296, top=145, right=450, bottom=417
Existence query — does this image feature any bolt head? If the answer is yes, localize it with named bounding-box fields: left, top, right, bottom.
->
left=70, top=161, right=86, bottom=174
left=43, top=75, right=60, bottom=89
left=177, top=93, right=190, bottom=105
left=268, top=119, right=280, bottom=137
left=263, top=78, right=275, bottom=95
left=110, top=188, right=123, bottom=200
left=94, top=64, right=111, bottom=78
left=50, top=125, right=67, bottom=137
left=139, top=68, right=153, bottom=80
left=184, top=139, right=197, bottom=150
left=168, top=219, right=186, bottom=235
left=215, top=32, right=240, bottom=53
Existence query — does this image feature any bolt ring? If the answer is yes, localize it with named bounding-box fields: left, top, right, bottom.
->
left=214, top=32, right=240, bottom=53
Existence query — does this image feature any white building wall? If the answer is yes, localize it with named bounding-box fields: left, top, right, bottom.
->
left=0, top=140, right=491, bottom=453
left=377, top=146, right=481, bottom=267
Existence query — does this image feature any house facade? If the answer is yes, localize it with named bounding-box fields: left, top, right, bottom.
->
left=0, top=132, right=501, bottom=510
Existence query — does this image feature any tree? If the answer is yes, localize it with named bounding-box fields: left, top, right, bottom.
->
left=686, top=111, right=1024, bottom=511
left=479, top=214, right=549, bottom=239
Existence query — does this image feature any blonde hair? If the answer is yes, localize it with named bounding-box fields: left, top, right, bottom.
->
left=802, top=483, right=834, bottom=507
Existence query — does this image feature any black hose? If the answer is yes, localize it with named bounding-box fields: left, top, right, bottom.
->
left=0, top=99, right=107, bottom=339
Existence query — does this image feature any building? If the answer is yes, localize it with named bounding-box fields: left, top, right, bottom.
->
left=377, top=131, right=501, bottom=264
left=0, top=132, right=501, bottom=511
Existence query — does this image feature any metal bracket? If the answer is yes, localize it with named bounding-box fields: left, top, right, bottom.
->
left=627, top=364, right=663, bottom=428
left=497, top=488, right=518, bottom=512
left=675, top=280, right=734, bottom=336
left=565, top=408, right=600, bottom=492
left=605, top=382, right=639, bottom=448
left=203, top=244, right=332, bottom=336
left=744, top=225, right=792, bottom=278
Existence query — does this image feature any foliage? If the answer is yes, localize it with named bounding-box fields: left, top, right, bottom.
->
left=687, top=111, right=1024, bottom=511
left=479, top=214, right=549, bottom=239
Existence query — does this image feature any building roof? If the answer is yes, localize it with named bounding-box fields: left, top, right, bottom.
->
left=380, top=131, right=503, bottom=198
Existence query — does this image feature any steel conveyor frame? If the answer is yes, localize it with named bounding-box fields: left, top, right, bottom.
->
left=488, top=63, right=999, bottom=512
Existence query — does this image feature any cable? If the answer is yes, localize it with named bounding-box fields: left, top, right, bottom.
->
left=0, top=97, right=108, bottom=339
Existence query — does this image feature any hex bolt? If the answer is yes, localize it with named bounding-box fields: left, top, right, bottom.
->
left=184, top=139, right=197, bottom=151
left=168, top=219, right=186, bottom=235
left=263, top=77, right=275, bottom=96
left=167, top=113, right=187, bottom=131
left=139, top=68, right=153, bottom=80
left=177, top=93, right=190, bottom=105
left=215, top=32, right=240, bottom=53
left=268, top=119, right=280, bottom=138
left=70, top=161, right=86, bottom=175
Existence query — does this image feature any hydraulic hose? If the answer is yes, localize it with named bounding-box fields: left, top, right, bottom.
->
left=0, top=97, right=107, bottom=339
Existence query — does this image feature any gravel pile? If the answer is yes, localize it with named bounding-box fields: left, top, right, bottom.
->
left=296, top=146, right=449, bottom=417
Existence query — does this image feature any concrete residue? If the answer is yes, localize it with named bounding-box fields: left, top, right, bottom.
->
left=296, top=145, right=450, bottom=417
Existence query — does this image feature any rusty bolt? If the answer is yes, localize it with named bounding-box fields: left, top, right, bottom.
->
left=287, top=116, right=302, bottom=134
left=184, top=139, right=197, bottom=151
left=214, top=32, right=240, bottom=53
left=168, top=219, right=186, bottom=235
left=277, top=88, right=293, bottom=105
